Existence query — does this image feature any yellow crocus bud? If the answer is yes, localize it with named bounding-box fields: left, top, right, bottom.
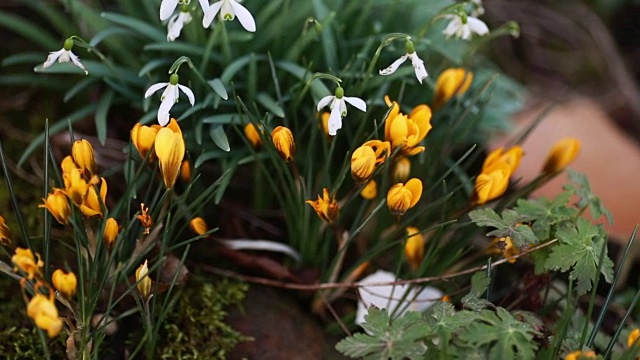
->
left=39, top=189, right=71, bottom=225
left=433, top=68, right=473, bottom=110
left=628, top=328, right=640, bottom=348
left=190, top=217, right=208, bottom=236
left=351, top=146, right=376, bottom=183
left=0, top=215, right=12, bottom=245
left=473, top=167, right=510, bottom=205
left=61, top=155, right=78, bottom=182
left=392, top=157, right=411, bottom=183
left=271, top=126, right=296, bottom=162
left=483, top=146, right=523, bottom=174
left=136, top=260, right=152, bottom=297
left=542, top=138, right=581, bottom=174
left=52, top=269, right=77, bottom=299
left=386, top=178, right=422, bottom=216
left=71, top=139, right=97, bottom=179
left=180, top=159, right=191, bottom=183
left=27, top=294, right=62, bottom=338
left=564, top=350, right=597, bottom=360
left=306, top=188, right=340, bottom=224
left=441, top=295, right=451, bottom=303
left=405, top=226, right=425, bottom=271
left=155, top=119, right=185, bottom=189
left=12, top=247, right=44, bottom=280
left=103, top=217, right=119, bottom=248
left=320, top=112, right=331, bottom=137
left=360, top=180, right=377, bottom=200
left=131, top=123, right=160, bottom=162
left=244, top=123, right=263, bottom=149
left=80, top=177, right=107, bottom=217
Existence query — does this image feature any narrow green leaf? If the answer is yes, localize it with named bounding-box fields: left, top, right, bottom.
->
left=257, top=92, right=285, bottom=118
left=89, top=27, right=135, bottom=47
left=210, top=125, right=231, bottom=152
left=95, top=90, right=114, bottom=145
left=101, top=12, right=165, bottom=42
left=208, top=78, right=229, bottom=100
left=202, top=114, right=240, bottom=124
left=0, top=10, right=58, bottom=49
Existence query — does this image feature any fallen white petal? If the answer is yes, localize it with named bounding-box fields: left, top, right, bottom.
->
left=222, top=239, right=301, bottom=263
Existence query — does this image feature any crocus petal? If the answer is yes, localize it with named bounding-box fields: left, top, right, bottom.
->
left=203, top=0, right=223, bottom=28
left=467, top=17, right=489, bottom=36
left=317, top=95, right=334, bottom=111
left=145, top=82, right=169, bottom=98
left=379, top=55, right=408, bottom=76
left=160, top=0, right=180, bottom=21
left=178, top=84, right=196, bottom=105
left=344, top=96, right=367, bottom=112
left=43, top=50, right=64, bottom=69
left=327, top=103, right=342, bottom=136
left=68, top=51, right=88, bottom=75
left=229, top=0, right=256, bottom=32
left=409, top=53, right=428, bottom=83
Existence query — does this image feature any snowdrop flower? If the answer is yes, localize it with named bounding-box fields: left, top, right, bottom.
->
left=144, top=73, right=195, bottom=126
left=316, top=86, right=366, bottom=136
left=42, top=38, right=88, bottom=75
left=160, top=0, right=194, bottom=21
left=355, top=270, right=442, bottom=326
left=167, top=6, right=192, bottom=41
left=201, top=0, right=256, bottom=32
left=379, top=39, right=428, bottom=84
left=442, top=13, right=489, bottom=40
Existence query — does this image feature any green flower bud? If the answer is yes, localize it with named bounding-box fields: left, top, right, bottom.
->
left=335, top=86, right=344, bottom=99
left=63, top=38, right=74, bottom=51
left=169, top=73, right=179, bottom=85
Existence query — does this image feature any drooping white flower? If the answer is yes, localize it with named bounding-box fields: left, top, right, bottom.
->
left=442, top=14, right=489, bottom=40
left=167, top=8, right=192, bottom=41
left=201, top=0, right=256, bottom=32
left=379, top=39, right=428, bottom=84
left=316, top=86, right=367, bottom=136
left=42, top=38, right=88, bottom=75
left=355, top=270, right=442, bottom=326
left=144, top=73, right=195, bottom=126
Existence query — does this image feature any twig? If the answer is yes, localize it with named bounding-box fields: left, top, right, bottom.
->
left=199, top=239, right=559, bottom=290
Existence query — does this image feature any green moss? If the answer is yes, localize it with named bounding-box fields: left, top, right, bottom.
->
left=157, top=277, right=250, bottom=359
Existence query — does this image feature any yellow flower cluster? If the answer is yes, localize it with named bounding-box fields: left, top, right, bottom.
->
left=40, top=139, right=109, bottom=223
left=11, top=247, right=77, bottom=338
left=131, top=119, right=186, bottom=189
left=472, top=146, right=523, bottom=205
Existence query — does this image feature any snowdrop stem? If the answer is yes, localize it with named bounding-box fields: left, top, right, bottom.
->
left=199, top=26, right=218, bottom=74
left=218, top=21, right=232, bottom=65
left=357, top=33, right=407, bottom=93
left=68, top=35, right=118, bottom=77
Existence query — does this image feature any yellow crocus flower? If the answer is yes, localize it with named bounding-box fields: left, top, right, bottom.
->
left=360, top=180, right=378, bottom=200
left=384, top=96, right=432, bottom=156
left=103, top=217, right=119, bottom=248
left=351, top=146, right=376, bottom=184
left=80, top=177, right=107, bottom=217
left=433, top=68, right=473, bottom=110
left=244, top=123, right=263, bottom=149
left=482, top=146, right=523, bottom=175
left=154, top=119, right=186, bottom=189
left=131, top=123, right=161, bottom=162
left=52, top=269, right=77, bottom=299
left=473, top=166, right=510, bottom=205
left=27, top=294, right=62, bottom=338
left=405, top=226, right=425, bottom=271
left=628, top=328, right=640, bottom=348
left=564, top=350, right=597, bottom=360
left=306, top=188, right=340, bottom=224
left=392, top=156, right=411, bottom=183
left=387, top=178, right=423, bottom=216
left=71, top=139, right=97, bottom=179
left=542, top=138, right=581, bottom=174
left=271, top=126, right=296, bottom=162
left=190, top=217, right=208, bottom=236
left=40, top=188, right=71, bottom=225
left=12, top=247, right=44, bottom=280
